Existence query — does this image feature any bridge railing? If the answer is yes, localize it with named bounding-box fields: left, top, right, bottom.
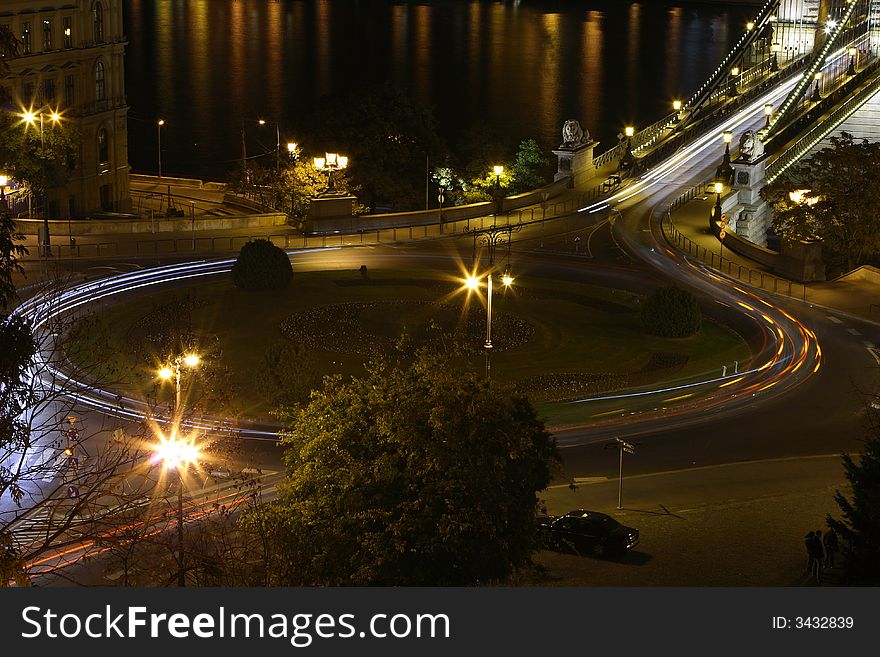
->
left=767, top=57, right=880, bottom=182
left=661, top=181, right=809, bottom=301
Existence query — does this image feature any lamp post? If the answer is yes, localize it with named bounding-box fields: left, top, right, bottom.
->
left=763, top=104, right=774, bottom=129
left=619, top=126, right=635, bottom=171
left=153, top=432, right=199, bottom=588
left=157, top=119, right=165, bottom=179
left=672, top=99, right=682, bottom=123
left=492, top=164, right=504, bottom=217
left=0, top=173, right=8, bottom=203
left=716, top=131, right=734, bottom=184
left=810, top=72, right=822, bottom=102
left=847, top=47, right=858, bottom=76
left=287, top=142, right=299, bottom=160
left=259, top=118, right=282, bottom=171
left=728, top=67, right=740, bottom=97
left=158, top=353, right=201, bottom=423
left=464, top=225, right=519, bottom=379
left=313, top=152, right=349, bottom=194
left=22, top=109, right=62, bottom=257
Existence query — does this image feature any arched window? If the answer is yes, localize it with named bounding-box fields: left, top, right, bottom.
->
left=95, top=61, right=105, bottom=100
left=97, top=128, right=109, bottom=164
left=94, top=2, right=105, bottom=44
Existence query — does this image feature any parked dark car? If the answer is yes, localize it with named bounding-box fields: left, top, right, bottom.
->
left=538, top=510, right=639, bottom=557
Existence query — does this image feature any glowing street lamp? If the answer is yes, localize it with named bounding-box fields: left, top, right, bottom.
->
left=313, top=152, right=349, bottom=193
left=770, top=43, right=781, bottom=72
left=848, top=47, right=858, bottom=76
left=154, top=433, right=200, bottom=587
left=0, top=173, right=8, bottom=203
left=20, top=108, right=62, bottom=256
left=157, top=353, right=201, bottom=421
left=716, top=130, right=734, bottom=184
left=728, top=67, right=741, bottom=96
left=157, top=119, right=165, bottom=178
left=619, top=126, right=636, bottom=171
left=764, top=104, right=774, bottom=128
left=810, top=71, right=823, bottom=102
left=287, top=142, right=299, bottom=159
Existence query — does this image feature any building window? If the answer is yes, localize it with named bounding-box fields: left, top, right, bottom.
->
left=22, top=81, right=34, bottom=103
left=63, top=17, right=73, bottom=48
left=42, top=79, right=56, bottom=104
left=22, top=23, right=31, bottom=54
left=97, top=128, right=109, bottom=164
left=94, top=2, right=105, bottom=44
left=64, top=75, right=75, bottom=106
left=42, top=19, right=52, bottom=51
left=95, top=61, right=105, bottom=101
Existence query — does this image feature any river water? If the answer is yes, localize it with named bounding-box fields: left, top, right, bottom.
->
left=123, top=0, right=754, bottom=180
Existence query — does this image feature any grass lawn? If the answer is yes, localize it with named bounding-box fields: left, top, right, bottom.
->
left=68, top=269, right=751, bottom=425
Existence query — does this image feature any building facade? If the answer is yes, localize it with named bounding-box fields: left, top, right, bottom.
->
left=1, top=0, right=130, bottom=218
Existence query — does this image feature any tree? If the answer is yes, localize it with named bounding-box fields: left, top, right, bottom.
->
left=827, top=409, right=880, bottom=584
left=263, top=347, right=560, bottom=585
left=257, top=340, right=320, bottom=409
left=231, top=239, right=293, bottom=291
left=641, top=285, right=702, bottom=337
left=0, top=196, right=27, bottom=310
left=306, top=84, right=445, bottom=211
left=761, top=133, right=880, bottom=272
left=510, top=139, right=549, bottom=195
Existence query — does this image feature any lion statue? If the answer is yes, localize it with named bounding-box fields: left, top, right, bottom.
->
left=561, top=119, right=589, bottom=148
left=738, top=130, right=765, bottom=162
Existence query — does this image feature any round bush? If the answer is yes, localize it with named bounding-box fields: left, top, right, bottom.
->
left=231, top=239, right=293, bottom=291
left=640, top=285, right=702, bottom=337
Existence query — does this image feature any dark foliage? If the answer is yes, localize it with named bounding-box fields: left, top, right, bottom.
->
left=231, top=239, right=293, bottom=291
left=640, top=286, right=702, bottom=338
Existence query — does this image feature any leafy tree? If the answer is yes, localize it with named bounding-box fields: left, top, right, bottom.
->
left=306, top=84, right=445, bottom=211
left=231, top=239, right=293, bottom=291
left=0, top=110, right=78, bottom=200
left=0, top=196, right=27, bottom=310
left=641, top=285, right=702, bottom=338
left=257, top=340, right=320, bottom=409
left=510, top=139, right=549, bottom=195
left=827, top=410, right=880, bottom=584
left=761, top=133, right=880, bottom=272
left=264, top=348, right=560, bottom=585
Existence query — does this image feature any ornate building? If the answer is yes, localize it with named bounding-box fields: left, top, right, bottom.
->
left=1, top=0, right=130, bottom=218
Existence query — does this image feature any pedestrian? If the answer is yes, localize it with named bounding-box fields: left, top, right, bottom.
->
left=810, top=530, right=825, bottom=583
left=804, top=531, right=815, bottom=570
left=823, top=528, right=839, bottom=568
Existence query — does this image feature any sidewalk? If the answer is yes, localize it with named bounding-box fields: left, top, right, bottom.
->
left=533, top=454, right=848, bottom=586
left=667, top=192, right=880, bottom=325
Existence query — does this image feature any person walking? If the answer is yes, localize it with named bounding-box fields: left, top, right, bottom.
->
left=811, top=530, right=825, bottom=583
left=823, top=528, right=839, bottom=568
left=804, top=531, right=815, bottom=570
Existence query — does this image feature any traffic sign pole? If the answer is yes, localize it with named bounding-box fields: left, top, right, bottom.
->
left=617, top=444, right=623, bottom=510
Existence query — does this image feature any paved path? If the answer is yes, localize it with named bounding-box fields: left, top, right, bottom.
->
left=533, top=454, right=848, bottom=586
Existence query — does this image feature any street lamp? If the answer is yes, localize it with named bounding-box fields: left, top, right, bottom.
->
left=492, top=164, right=504, bottom=216
left=763, top=104, right=774, bottom=128
left=157, top=353, right=201, bottom=422
left=619, top=126, right=635, bottom=171
left=770, top=43, right=781, bottom=72
left=463, top=225, right=519, bottom=379
left=713, top=181, right=724, bottom=220
left=157, top=119, right=165, bottom=179
left=313, top=152, right=349, bottom=194
left=810, top=71, right=822, bottom=102
left=21, top=108, right=62, bottom=257
left=153, top=432, right=200, bottom=588
left=0, top=173, right=8, bottom=203
left=672, top=99, right=682, bottom=123
left=716, top=131, right=734, bottom=184
left=728, top=67, right=740, bottom=96
left=287, top=142, right=299, bottom=160
left=847, top=47, right=858, bottom=76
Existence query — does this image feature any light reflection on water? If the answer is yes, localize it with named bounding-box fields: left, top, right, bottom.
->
left=124, top=0, right=751, bottom=179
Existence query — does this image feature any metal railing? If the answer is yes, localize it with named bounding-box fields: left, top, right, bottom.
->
left=661, top=182, right=809, bottom=301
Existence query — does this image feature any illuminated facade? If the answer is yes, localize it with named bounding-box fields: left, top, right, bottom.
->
left=0, top=0, right=130, bottom=218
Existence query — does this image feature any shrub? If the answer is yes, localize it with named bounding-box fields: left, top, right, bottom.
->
left=231, top=239, right=293, bottom=291
left=640, top=285, right=702, bottom=337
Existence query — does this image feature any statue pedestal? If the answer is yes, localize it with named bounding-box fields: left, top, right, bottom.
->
left=302, top=194, right=356, bottom=234
left=553, top=140, right=598, bottom=187
left=730, top=154, right=772, bottom=247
